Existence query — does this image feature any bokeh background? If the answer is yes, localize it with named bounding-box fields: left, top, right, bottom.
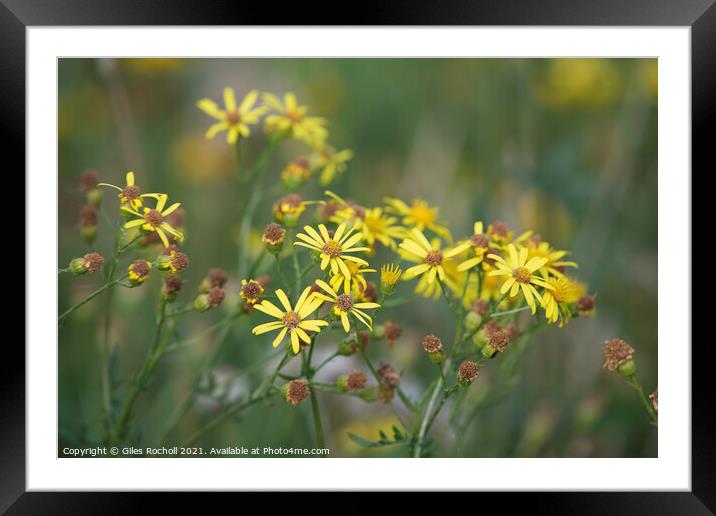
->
left=58, top=58, right=657, bottom=457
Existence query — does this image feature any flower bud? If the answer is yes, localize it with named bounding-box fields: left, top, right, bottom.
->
left=80, top=225, right=97, bottom=243
left=464, top=311, right=482, bottom=331
left=193, top=294, right=211, bottom=313
left=69, top=258, right=88, bottom=275
left=617, top=359, right=636, bottom=377
left=359, top=386, right=379, bottom=402
left=281, top=157, right=311, bottom=191
left=337, top=333, right=361, bottom=356
left=69, top=252, right=104, bottom=275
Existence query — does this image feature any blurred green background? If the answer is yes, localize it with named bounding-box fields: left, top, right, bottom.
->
left=58, top=58, right=657, bottom=457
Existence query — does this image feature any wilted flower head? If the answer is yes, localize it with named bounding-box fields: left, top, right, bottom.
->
left=272, top=193, right=306, bottom=227
left=162, top=274, right=184, bottom=302
left=240, top=279, right=265, bottom=307
left=69, top=252, right=104, bottom=275
left=201, top=268, right=228, bottom=292
left=602, top=338, right=635, bottom=371
left=458, top=360, right=480, bottom=385
left=281, top=156, right=311, bottom=190
left=157, top=249, right=189, bottom=273
left=377, top=363, right=401, bottom=387
left=79, top=169, right=98, bottom=192
left=576, top=294, right=596, bottom=316
left=650, top=389, right=658, bottom=411
left=262, top=222, right=286, bottom=253
left=337, top=370, right=368, bottom=392
left=422, top=334, right=443, bottom=353
left=282, top=379, right=310, bottom=405
left=207, top=286, right=225, bottom=307
left=128, top=260, right=152, bottom=286
left=382, top=321, right=402, bottom=348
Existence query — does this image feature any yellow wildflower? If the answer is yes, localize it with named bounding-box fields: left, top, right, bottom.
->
left=329, top=260, right=375, bottom=295
left=196, top=88, right=267, bottom=144
left=487, top=244, right=553, bottom=314
left=262, top=92, right=328, bottom=148
left=385, top=197, right=451, bottom=241
left=98, top=171, right=157, bottom=211
left=121, top=194, right=184, bottom=248
left=294, top=223, right=371, bottom=291
left=399, top=229, right=452, bottom=285
left=541, top=276, right=582, bottom=327
left=252, top=287, right=328, bottom=354
left=312, top=280, right=380, bottom=333
left=525, top=239, right=578, bottom=279
left=316, top=145, right=353, bottom=185
left=445, top=221, right=492, bottom=271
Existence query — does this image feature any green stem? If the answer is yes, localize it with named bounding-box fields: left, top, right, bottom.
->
left=626, top=375, right=658, bottom=424
left=109, top=300, right=169, bottom=445
left=58, top=275, right=127, bottom=323
left=305, top=337, right=326, bottom=450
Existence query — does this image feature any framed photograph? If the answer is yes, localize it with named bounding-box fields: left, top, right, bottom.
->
left=7, top=0, right=707, bottom=510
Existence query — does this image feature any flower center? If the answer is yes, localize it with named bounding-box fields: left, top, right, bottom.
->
left=287, top=110, right=303, bottom=122
left=513, top=267, right=531, bottom=283
left=144, top=209, right=164, bottom=227
left=469, top=233, right=489, bottom=250
left=226, top=110, right=240, bottom=124
left=282, top=311, right=300, bottom=329
left=410, top=203, right=436, bottom=225
left=424, top=250, right=443, bottom=267
left=322, top=240, right=343, bottom=258
left=336, top=294, right=353, bottom=312
left=122, top=184, right=140, bottom=200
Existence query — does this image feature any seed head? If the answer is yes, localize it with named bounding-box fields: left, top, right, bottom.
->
left=650, top=389, right=658, bottom=411
left=83, top=252, right=104, bottom=273
left=262, top=222, right=286, bottom=246
left=283, top=379, right=310, bottom=405
left=382, top=321, right=402, bottom=348
left=163, top=274, right=184, bottom=295
left=602, top=338, right=635, bottom=371
left=80, top=204, right=98, bottom=227
left=458, top=360, right=480, bottom=385
left=576, top=294, right=596, bottom=316
left=377, top=363, right=401, bottom=387
left=79, top=169, right=98, bottom=192
left=422, top=334, right=443, bottom=354
left=207, top=287, right=225, bottom=307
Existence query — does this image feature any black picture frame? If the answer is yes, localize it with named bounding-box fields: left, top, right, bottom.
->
left=6, top=0, right=708, bottom=511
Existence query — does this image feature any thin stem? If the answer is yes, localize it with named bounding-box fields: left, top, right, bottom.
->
left=305, top=337, right=326, bottom=450
left=626, top=375, right=658, bottom=424
left=57, top=275, right=127, bottom=323
left=109, top=299, right=169, bottom=445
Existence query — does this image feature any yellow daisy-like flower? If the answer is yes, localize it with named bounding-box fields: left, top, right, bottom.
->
left=98, top=171, right=157, bottom=211
left=316, top=145, right=353, bottom=185
left=121, top=194, right=184, bottom=248
left=196, top=88, right=268, bottom=145
left=312, top=280, right=380, bottom=333
left=487, top=244, right=553, bottom=314
left=262, top=92, right=328, bottom=148
left=325, top=191, right=405, bottom=250
left=384, top=197, right=452, bottom=242
left=293, top=223, right=371, bottom=290
left=525, top=240, right=578, bottom=279
left=380, top=264, right=403, bottom=290
left=328, top=260, right=375, bottom=295
left=251, top=287, right=328, bottom=354
left=541, top=276, right=582, bottom=327
left=445, top=221, right=492, bottom=272
left=399, top=229, right=453, bottom=284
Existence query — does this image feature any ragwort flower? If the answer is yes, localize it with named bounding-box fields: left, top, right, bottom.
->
left=197, top=88, right=267, bottom=144
left=312, top=280, right=380, bottom=333
left=122, top=194, right=184, bottom=248
left=488, top=244, right=552, bottom=314
left=252, top=287, right=328, bottom=353
left=262, top=92, right=328, bottom=148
